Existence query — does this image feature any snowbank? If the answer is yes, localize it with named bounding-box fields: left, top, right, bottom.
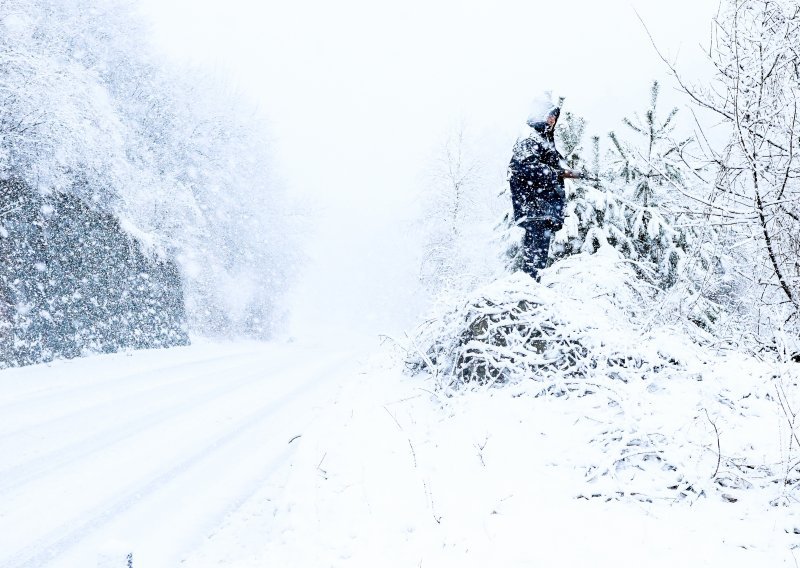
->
left=407, top=254, right=800, bottom=506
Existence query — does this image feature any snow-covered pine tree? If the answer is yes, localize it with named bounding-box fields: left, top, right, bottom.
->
left=608, top=81, right=694, bottom=288
left=550, top=83, right=730, bottom=332
left=553, top=82, right=701, bottom=290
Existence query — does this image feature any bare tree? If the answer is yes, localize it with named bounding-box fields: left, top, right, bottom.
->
left=658, top=0, right=800, bottom=333
left=418, top=125, right=502, bottom=298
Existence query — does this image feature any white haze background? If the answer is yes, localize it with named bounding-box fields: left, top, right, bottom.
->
left=137, top=0, right=719, bottom=341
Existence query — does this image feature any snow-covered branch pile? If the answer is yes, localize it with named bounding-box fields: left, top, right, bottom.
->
left=407, top=254, right=800, bottom=505
left=408, top=252, right=659, bottom=390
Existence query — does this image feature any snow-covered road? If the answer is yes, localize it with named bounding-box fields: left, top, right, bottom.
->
left=0, top=341, right=358, bottom=568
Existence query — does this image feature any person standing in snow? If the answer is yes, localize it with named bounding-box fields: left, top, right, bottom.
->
left=508, top=96, right=588, bottom=280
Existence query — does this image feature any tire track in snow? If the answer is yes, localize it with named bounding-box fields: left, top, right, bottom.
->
left=0, top=350, right=277, bottom=449
left=3, top=353, right=352, bottom=568
left=0, top=353, right=326, bottom=496
left=0, top=349, right=258, bottom=417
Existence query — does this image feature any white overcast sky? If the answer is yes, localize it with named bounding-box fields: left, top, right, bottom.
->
left=136, top=0, right=720, bottom=339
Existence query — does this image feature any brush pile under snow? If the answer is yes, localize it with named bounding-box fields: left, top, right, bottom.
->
left=408, top=252, right=663, bottom=390
left=407, top=253, right=800, bottom=505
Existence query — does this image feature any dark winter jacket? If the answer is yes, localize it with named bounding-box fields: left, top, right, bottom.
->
left=508, top=122, right=566, bottom=226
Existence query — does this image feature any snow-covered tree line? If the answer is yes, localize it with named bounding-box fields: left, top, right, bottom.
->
left=0, top=0, right=296, bottom=366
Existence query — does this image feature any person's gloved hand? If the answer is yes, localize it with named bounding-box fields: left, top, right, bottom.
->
left=548, top=217, right=564, bottom=232
left=562, top=169, right=599, bottom=182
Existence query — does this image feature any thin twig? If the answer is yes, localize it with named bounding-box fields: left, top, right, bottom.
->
left=704, top=408, right=722, bottom=479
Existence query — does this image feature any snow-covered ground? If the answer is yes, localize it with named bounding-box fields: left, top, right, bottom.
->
left=1, top=335, right=798, bottom=567
left=244, top=350, right=800, bottom=568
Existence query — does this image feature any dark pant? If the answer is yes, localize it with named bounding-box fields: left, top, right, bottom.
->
left=520, top=219, right=554, bottom=280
